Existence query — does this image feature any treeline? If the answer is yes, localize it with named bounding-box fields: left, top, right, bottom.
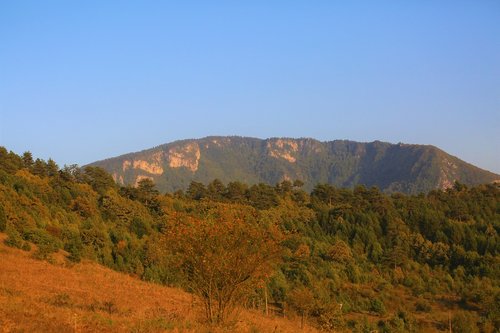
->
left=0, top=147, right=499, bottom=332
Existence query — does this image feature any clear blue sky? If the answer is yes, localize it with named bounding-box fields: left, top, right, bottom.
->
left=1, top=1, right=499, bottom=173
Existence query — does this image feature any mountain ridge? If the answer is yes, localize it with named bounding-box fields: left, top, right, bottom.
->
left=88, top=136, right=499, bottom=194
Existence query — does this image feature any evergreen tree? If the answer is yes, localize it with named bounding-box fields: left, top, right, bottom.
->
left=22, top=151, right=34, bottom=169
left=207, top=179, right=226, bottom=201
left=186, top=181, right=207, bottom=200
left=32, top=158, right=47, bottom=177
left=46, top=158, right=59, bottom=177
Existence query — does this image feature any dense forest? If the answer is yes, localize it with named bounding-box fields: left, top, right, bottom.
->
left=0, top=146, right=499, bottom=332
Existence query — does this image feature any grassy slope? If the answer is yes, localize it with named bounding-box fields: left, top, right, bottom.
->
left=0, top=232, right=466, bottom=333
left=0, top=233, right=317, bottom=333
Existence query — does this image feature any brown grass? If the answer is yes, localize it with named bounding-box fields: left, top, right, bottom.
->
left=0, top=233, right=317, bottom=332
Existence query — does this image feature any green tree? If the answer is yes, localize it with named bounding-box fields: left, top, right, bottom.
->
left=207, top=179, right=226, bottom=201
left=22, top=151, right=34, bottom=169
left=83, top=166, right=116, bottom=194
left=46, top=158, right=59, bottom=177
left=186, top=181, right=207, bottom=200
left=32, top=158, right=47, bottom=177
left=225, top=181, right=248, bottom=203
left=247, top=183, right=279, bottom=210
left=136, top=178, right=161, bottom=214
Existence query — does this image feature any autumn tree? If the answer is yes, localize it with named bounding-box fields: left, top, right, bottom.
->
left=288, top=286, right=315, bottom=329
left=160, top=204, right=282, bottom=323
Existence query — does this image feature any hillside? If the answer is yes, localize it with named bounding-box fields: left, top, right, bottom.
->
left=0, top=233, right=316, bottom=333
left=89, top=136, right=499, bottom=193
left=1, top=147, right=499, bottom=332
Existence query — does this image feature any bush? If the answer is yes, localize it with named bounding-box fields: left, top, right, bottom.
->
left=452, top=311, right=479, bottom=333
left=23, top=228, right=61, bottom=253
left=315, top=303, right=345, bottom=331
left=5, top=228, right=24, bottom=249
left=65, top=236, right=83, bottom=262
left=415, top=298, right=431, bottom=312
left=370, top=298, right=386, bottom=315
left=49, top=293, right=72, bottom=307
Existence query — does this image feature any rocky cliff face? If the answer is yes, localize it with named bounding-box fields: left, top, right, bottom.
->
left=89, top=136, right=499, bottom=193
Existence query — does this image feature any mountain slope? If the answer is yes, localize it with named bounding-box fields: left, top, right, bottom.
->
left=89, top=136, right=499, bottom=193
left=0, top=233, right=316, bottom=332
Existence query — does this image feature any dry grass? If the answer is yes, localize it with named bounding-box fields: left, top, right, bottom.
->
left=0, top=233, right=317, bottom=332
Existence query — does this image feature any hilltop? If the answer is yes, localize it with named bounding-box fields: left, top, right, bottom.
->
left=89, top=136, right=499, bottom=193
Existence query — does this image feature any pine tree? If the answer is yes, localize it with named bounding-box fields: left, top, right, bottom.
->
left=22, top=151, right=34, bottom=169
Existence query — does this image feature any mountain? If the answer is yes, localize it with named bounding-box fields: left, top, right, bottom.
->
left=88, top=136, right=499, bottom=193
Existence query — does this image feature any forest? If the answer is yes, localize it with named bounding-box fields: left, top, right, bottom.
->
left=0, top=146, right=499, bottom=332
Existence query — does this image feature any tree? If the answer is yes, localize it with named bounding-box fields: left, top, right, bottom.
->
left=0, top=205, right=6, bottom=232
left=59, top=164, right=83, bottom=182
left=186, top=181, right=207, bottom=200
left=293, top=179, right=304, bottom=188
left=247, top=183, right=279, bottom=210
left=225, top=181, right=248, bottom=203
left=160, top=204, right=282, bottom=323
left=327, top=240, right=352, bottom=263
left=32, top=158, right=47, bottom=177
left=46, top=158, right=59, bottom=177
left=22, top=151, right=34, bottom=169
left=137, top=178, right=161, bottom=215
left=288, top=286, right=315, bottom=329
left=137, top=178, right=159, bottom=196
left=83, top=166, right=116, bottom=194
left=276, top=180, right=293, bottom=196
left=0, top=147, right=23, bottom=173
left=311, top=184, right=337, bottom=206
left=207, top=179, right=226, bottom=201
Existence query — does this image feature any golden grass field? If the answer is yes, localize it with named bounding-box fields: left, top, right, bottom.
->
left=0, top=233, right=318, bottom=333
left=0, top=230, right=471, bottom=333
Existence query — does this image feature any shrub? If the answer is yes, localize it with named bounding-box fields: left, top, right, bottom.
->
left=415, top=298, right=431, bottom=312
left=452, top=311, right=479, bottom=333
left=49, top=293, right=72, bottom=307
left=370, top=298, right=386, bottom=315
left=5, top=228, right=24, bottom=249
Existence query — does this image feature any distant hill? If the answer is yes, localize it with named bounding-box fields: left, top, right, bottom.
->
left=89, top=136, right=499, bottom=193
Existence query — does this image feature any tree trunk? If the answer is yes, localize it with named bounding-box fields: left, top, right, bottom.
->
left=264, top=285, right=269, bottom=316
